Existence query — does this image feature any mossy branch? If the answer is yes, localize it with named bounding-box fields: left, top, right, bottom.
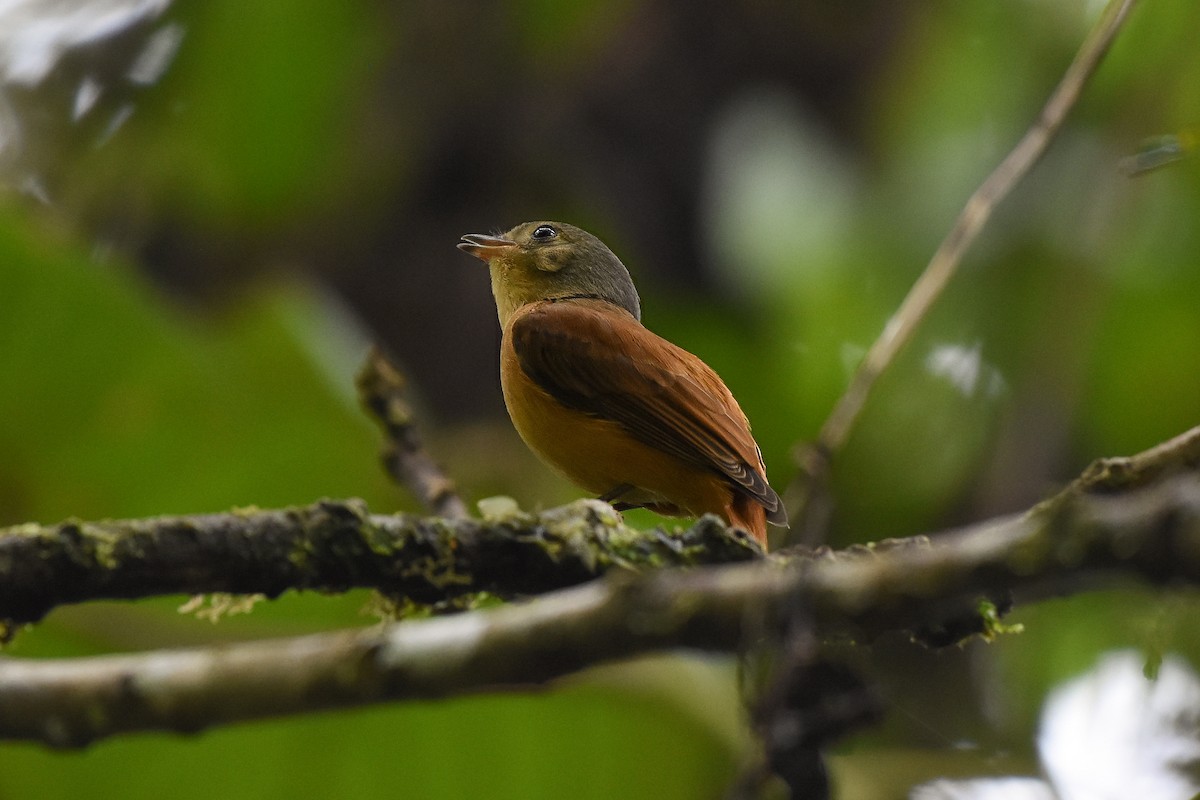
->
left=2, top=426, right=1199, bottom=748
left=0, top=499, right=761, bottom=630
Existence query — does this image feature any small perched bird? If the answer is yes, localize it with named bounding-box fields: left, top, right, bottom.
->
left=458, top=221, right=787, bottom=547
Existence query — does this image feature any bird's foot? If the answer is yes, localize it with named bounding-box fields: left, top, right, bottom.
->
left=598, top=484, right=635, bottom=506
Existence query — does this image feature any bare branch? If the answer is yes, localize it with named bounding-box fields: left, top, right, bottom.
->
left=789, top=0, right=1140, bottom=542
left=1065, top=424, right=1200, bottom=495
left=3, top=446, right=1200, bottom=748
left=356, top=346, right=470, bottom=519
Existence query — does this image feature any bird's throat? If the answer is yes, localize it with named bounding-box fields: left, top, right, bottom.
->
left=488, top=264, right=522, bottom=327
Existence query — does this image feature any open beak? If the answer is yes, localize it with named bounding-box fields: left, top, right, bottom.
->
left=457, top=233, right=517, bottom=262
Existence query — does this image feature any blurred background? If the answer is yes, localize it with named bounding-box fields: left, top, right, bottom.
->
left=2, top=0, right=1199, bottom=797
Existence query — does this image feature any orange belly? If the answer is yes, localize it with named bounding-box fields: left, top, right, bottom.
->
left=500, top=337, right=735, bottom=520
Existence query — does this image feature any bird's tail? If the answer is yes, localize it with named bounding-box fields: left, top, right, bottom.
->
left=727, top=495, right=768, bottom=549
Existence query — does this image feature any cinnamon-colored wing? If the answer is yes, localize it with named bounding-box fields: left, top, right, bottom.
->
left=511, top=301, right=786, bottom=525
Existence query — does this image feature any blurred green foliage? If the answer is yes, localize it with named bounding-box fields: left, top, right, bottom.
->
left=2, top=0, right=1199, bottom=797
left=0, top=209, right=393, bottom=523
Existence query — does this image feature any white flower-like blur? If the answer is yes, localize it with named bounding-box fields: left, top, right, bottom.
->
left=913, top=650, right=1200, bottom=799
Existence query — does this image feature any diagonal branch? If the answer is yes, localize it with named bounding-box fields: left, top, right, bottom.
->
left=3, top=446, right=1199, bottom=748
left=788, top=0, right=1140, bottom=542
left=2, top=425, right=1198, bottom=748
left=356, top=346, right=470, bottom=519
left=1065, top=424, right=1200, bottom=495
left=2, top=424, right=1196, bottom=635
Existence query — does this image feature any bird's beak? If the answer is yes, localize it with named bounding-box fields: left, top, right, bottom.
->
left=458, top=233, right=517, bottom=262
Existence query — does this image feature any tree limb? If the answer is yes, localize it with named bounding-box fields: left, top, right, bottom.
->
left=0, top=499, right=761, bottom=630
left=3, top=425, right=1199, bottom=748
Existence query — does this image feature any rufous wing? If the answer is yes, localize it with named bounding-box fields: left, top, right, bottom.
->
left=510, top=300, right=787, bottom=527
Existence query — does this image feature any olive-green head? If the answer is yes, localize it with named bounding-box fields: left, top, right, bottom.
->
left=458, top=221, right=641, bottom=326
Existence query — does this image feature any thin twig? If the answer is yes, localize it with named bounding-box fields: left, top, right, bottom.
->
left=787, top=0, right=1140, bottom=543
left=356, top=346, right=470, bottom=519
left=1068, top=424, right=1200, bottom=495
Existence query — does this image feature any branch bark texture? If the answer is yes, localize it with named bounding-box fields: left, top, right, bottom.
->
left=0, top=499, right=760, bottom=629
left=2, top=426, right=1200, bottom=747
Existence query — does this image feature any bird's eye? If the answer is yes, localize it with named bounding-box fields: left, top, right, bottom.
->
left=531, top=225, right=557, bottom=241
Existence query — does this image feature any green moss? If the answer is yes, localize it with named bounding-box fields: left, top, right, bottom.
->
left=179, top=593, right=266, bottom=623
left=287, top=542, right=312, bottom=570
left=977, top=598, right=1024, bottom=642
left=230, top=505, right=263, bottom=516
left=56, top=520, right=122, bottom=571
left=476, top=496, right=525, bottom=522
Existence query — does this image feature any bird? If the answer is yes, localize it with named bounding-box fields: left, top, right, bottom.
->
left=458, top=221, right=787, bottom=547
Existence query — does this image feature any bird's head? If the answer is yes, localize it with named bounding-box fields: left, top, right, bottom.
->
left=458, top=221, right=641, bottom=326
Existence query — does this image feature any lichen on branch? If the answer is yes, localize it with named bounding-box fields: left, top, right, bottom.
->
left=0, top=497, right=761, bottom=631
